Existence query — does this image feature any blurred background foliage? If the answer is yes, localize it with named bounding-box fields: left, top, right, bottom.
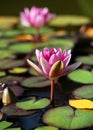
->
left=0, top=0, right=93, bottom=20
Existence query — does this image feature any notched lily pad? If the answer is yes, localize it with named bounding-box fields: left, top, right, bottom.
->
left=68, top=69, right=93, bottom=84
left=34, top=126, right=58, bottom=130
left=72, top=85, right=93, bottom=99
left=16, top=97, right=50, bottom=110
left=0, top=121, right=13, bottom=130
left=43, top=106, right=93, bottom=129
left=76, top=55, right=93, bottom=65
left=1, top=104, right=37, bottom=116
left=21, top=76, right=50, bottom=88
left=0, top=59, right=25, bottom=69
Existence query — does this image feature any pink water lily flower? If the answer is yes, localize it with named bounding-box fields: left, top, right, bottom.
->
left=27, top=47, right=81, bottom=80
left=27, top=48, right=81, bottom=102
left=20, top=6, right=55, bottom=28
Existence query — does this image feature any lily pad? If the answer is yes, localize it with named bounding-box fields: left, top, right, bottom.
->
left=1, top=104, right=37, bottom=116
left=21, top=27, right=54, bottom=35
left=0, top=59, right=25, bottom=69
left=9, top=43, right=35, bottom=54
left=16, top=97, right=50, bottom=110
left=0, top=71, right=6, bottom=77
left=68, top=69, right=93, bottom=84
left=0, top=50, right=15, bottom=60
left=49, top=15, right=91, bottom=27
left=2, top=29, right=21, bottom=37
left=43, top=106, right=93, bottom=129
left=0, top=112, right=3, bottom=121
left=8, top=67, right=28, bottom=74
left=37, top=38, right=74, bottom=50
left=76, top=55, right=93, bottom=65
left=34, top=126, right=58, bottom=130
left=5, top=128, right=21, bottom=130
left=72, top=85, right=93, bottom=99
left=0, top=121, right=13, bottom=130
left=0, top=75, right=23, bottom=84
left=21, top=76, right=50, bottom=88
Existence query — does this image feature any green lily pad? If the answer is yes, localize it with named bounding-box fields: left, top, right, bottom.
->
left=2, top=29, right=21, bottom=37
left=21, top=76, right=50, bottom=88
left=16, top=97, right=50, bottom=110
left=5, top=128, right=21, bottom=130
left=0, top=121, right=13, bottom=130
left=8, top=67, right=28, bottom=74
left=1, top=104, right=37, bottom=116
left=9, top=43, right=35, bottom=54
left=37, top=38, right=74, bottom=50
left=0, top=75, right=23, bottom=84
left=43, top=106, right=93, bottom=129
left=0, top=50, right=15, bottom=60
left=20, top=27, right=54, bottom=35
left=0, top=59, right=25, bottom=69
left=68, top=69, right=93, bottom=84
left=49, top=15, right=91, bottom=27
left=0, top=71, right=6, bottom=77
left=72, top=85, right=93, bottom=99
left=34, top=126, right=58, bottom=130
left=76, top=55, right=93, bottom=65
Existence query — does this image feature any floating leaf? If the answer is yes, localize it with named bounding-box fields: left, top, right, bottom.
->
left=49, top=15, right=91, bottom=27
left=72, top=85, right=93, bottom=99
left=9, top=43, right=35, bottom=54
left=76, top=55, right=93, bottom=65
left=21, top=76, right=50, bottom=88
left=0, top=59, right=25, bottom=69
left=1, top=104, right=37, bottom=116
left=43, top=106, right=93, bottom=129
left=34, top=126, right=58, bottom=130
left=2, top=29, right=21, bottom=37
left=0, top=75, right=23, bottom=84
left=16, top=97, right=50, bottom=110
left=0, top=71, right=6, bottom=77
left=69, top=99, right=93, bottom=109
left=0, top=50, right=15, bottom=60
left=37, top=38, right=74, bottom=50
left=5, top=128, right=21, bottom=130
left=8, top=67, right=28, bottom=74
left=0, top=121, right=13, bottom=130
left=68, top=69, right=93, bottom=84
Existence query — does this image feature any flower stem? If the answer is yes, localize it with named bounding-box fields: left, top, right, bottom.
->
left=50, top=80, right=55, bottom=102
left=35, top=27, right=40, bottom=42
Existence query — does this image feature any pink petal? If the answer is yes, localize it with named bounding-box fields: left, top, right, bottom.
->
left=62, top=62, right=82, bottom=76
left=63, top=54, right=71, bottom=67
left=49, top=54, right=58, bottom=65
left=40, top=58, right=50, bottom=76
left=26, top=59, right=44, bottom=76
left=35, top=49, right=40, bottom=63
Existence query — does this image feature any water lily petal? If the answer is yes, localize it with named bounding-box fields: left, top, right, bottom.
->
left=62, top=62, right=82, bottom=76
left=49, top=61, right=64, bottom=80
left=26, top=59, right=44, bottom=76
left=40, top=58, right=50, bottom=76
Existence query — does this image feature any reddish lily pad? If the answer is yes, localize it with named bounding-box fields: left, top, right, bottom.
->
left=72, top=85, right=93, bottom=99
left=21, top=76, right=50, bottom=88
left=16, top=97, right=50, bottom=110
left=0, top=121, right=13, bottom=130
left=43, top=106, right=93, bottom=129
left=68, top=69, right=93, bottom=84
left=34, top=126, right=58, bottom=130
left=0, top=59, right=25, bottom=69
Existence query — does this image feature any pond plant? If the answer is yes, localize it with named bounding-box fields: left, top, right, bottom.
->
left=0, top=5, right=93, bottom=130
